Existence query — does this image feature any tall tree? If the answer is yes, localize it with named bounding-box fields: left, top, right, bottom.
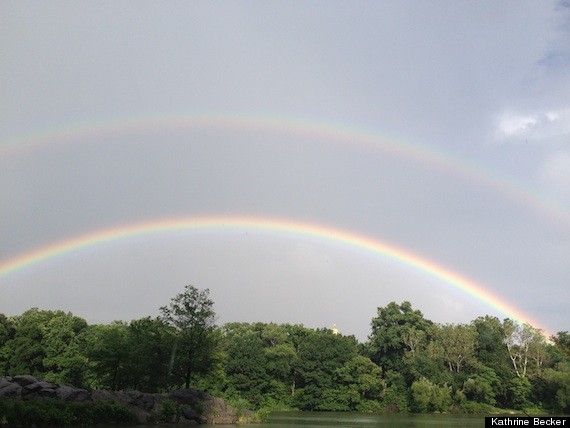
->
left=0, top=314, right=15, bottom=375
left=503, top=319, right=545, bottom=378
left=294, top=330, right=357, bottom=410
left=429, top=323, right=477, bottom=373
left=225, top=329, right=271, bottom=408
left=127, top=317, right=176, bottom=392
left=41, top=311, right=88, bottom=386
left=160, top=285, right=217, bottom=388
left=82, top=322, right=131, bottom=390
left=367, top=301, right=432, bottom=372
left=2, top=309, right=87, bottom=384
left=471, top=316, right=512, bottom=406
left=2, top=309, right=52, bottom=376
left=333, top=355, right=385, bottom=411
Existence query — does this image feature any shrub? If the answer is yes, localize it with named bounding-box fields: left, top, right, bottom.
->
left=159, top=398, right=178, bottom=423
left=0, top=398, right=137, bottom=427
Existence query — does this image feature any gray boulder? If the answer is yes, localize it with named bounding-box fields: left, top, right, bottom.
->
left=12, top=375, right=38, bottom=387
left=55, top=384, right=90, bottom=402
left=0, top=377, right=21, bottom=398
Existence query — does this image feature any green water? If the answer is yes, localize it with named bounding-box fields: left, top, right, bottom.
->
left=134, top=411, right=485, bottom=427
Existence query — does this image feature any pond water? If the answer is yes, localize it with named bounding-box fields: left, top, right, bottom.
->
left=132, top=411, right=486, bottom=427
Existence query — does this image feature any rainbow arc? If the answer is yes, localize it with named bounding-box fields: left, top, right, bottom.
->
left=0, top=215, right=547, bottom=334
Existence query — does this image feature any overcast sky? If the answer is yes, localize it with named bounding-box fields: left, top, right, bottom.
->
left=1, top=1, right=569, bottom=341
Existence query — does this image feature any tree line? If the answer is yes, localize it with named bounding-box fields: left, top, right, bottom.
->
left=0, top=285, right=568, bottom=414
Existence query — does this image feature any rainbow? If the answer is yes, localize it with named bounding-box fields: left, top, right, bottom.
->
left=1, top=112, right=568, bottom=230
left=0, top=215, right=548, bottom=334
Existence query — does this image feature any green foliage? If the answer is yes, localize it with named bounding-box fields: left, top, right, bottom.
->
left=0, top=297, right=567, bottom=415
left=41, top=312, right=88, bottom=387
left=226, top=397, right=251, bottom=419
left=457, top=400, right=500, bottom=414
left=541, top=361, right=570, bottom=413
left=462, top=365, right=500, bottom=405
left=293, top=330, right=358, bottom=410
left=0, top=398, right=137, bottom=427
left=551, top=331, right=570, bottom=359
left=333, top=355, right=385, bottom=411
left=471, top=316, right=512, bottom=406
left=503, top=319, right=546, bottom=379
left=158, top=398, right=178, bottom=423
left=379, top=385, right=409, bottom=413
left=127, top=316, right=176, bottom=392
left=367, top=301, right=432, bottom=372
left=82, top=322, right=131, bottom=390
left=411, top=378, right=452, bottom=412
left=160, top=285, right=217, bottom=389
left=0, top=314, right=15, bottom=375
left=225, top=329, right=271, bottom=408
left=507, top=376, right=532, bottom=410
left=1, top=309, right=88, bottom=386
left=429, top=323, right=477, bottom=373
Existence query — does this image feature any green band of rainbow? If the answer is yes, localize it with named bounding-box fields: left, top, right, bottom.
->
left=0, top=215, right=546, bottom=334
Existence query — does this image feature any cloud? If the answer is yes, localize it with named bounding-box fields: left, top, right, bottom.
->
left=495, top=108, right=570, bottom=143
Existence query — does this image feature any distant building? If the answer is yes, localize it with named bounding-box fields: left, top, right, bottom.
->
left=332, top=323, right=339, bottom=335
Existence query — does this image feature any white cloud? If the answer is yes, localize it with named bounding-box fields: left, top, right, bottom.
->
left=499, top=114, right=539, bottom=137
left=495, top=108, right=570, bottom=143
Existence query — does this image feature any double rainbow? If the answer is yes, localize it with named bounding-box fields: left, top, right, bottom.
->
left=0, top=215, right=547, bottom=334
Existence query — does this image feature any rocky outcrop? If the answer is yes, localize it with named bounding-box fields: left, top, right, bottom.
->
left=0, top=375, right=239, bottom=425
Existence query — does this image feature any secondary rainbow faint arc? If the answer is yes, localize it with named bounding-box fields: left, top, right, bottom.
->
left=0, top=216, right=545, bottom=333
left=2, top=113, right=569, bottom=231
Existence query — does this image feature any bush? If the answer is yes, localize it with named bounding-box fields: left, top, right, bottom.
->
left=378, top=386, right=409, bottom=413
left=0, top=398, right=137, bottom=427
left=458, top=400, right=499, bottom=414
left=159, top=398, right=178, bottom=423
left=411, top=378, right=452, bottom=413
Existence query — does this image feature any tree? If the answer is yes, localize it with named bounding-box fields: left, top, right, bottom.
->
left=411, top=377, right=452, bottom=412
left=127, top=317, right=176, bottom=392
left=429, top=323, right=477, bottom=373
left=0, top=314, right=15, bottom=375
left=293, top=330, right=357, bottom=410
left=471, top=316, right=512, bottom=406
left=261, top=324, right=297, bottom=405
left=160, top=285, right=217, bottom=388
left=2, top=309, right=53, bottom=376
left=225, top=329, right=271, bottom=408
left=82, top=322, right=131, bottom=390
left=367, top=301, right=432, bottom=373
left=2, top=309, right=87, bottom=384
left=503, top=319, right=545, bottom=378
left=334, top=355, right=385, bottom=411
left=462, top=365, right=500, bottom=405
left=551, top=332, right=570, bottom=360
left=543, top=361, right=570, bottom=414
left=41, top=311, right=88, bottom=386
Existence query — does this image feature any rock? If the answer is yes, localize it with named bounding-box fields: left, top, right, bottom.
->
left=21, top=382, right=43, bottom=397
left=12, top=375, right=38, bottom=386
left=0, top=377, right=21, bottom=398
left=21, top=379, right=59, bottom=400
left=37, top=387, right=57, bottom=399
left=169, top=388, right=207, bottom=406
left=137, top=393, right=156, bottom=412
left=182, top=406, right=207, bottom=424
left=90, top=389, right=117, bottom=403
left=56, top=384, right=90, bottom=402
left=204, top=396, right=239, bottom=424
left=0, top=376, right=241, bottom=425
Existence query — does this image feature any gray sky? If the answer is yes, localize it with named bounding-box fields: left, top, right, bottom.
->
left=1, top=1, right=569, bottom=341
